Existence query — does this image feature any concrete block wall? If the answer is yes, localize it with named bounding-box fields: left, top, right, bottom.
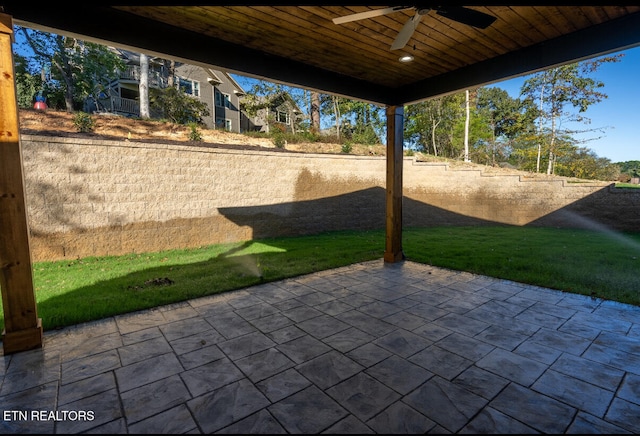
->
left=21, top=135, right=387, bottom=261
left=20, top=135, right=640, bottom=261
left=403, top=160, right=639, bottom=231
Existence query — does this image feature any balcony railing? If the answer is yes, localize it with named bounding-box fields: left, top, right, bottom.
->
left=95, top=96, right=139, bottom=116
left=94, top=96, right=162, bottom=118
left=110, top=96, right=139, bottom=116
left=117, top=65, right=168, bottom=88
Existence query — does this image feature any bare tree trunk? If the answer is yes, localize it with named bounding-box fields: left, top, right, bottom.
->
left=431, top=118, right=439, bottom=157
left=166, top=59, right=175, bottom=87
left=51, top=43, right=74, bottom=112
left=139, top=53, right=150, bottom=119
left=61, top=72, right=74, bottom=112
left=464, top=89, right=470, bottom=162
left=536, top=85, right=544, bottom=173
left=310, top=91, right=321, bottom=134
left=546, top=112, right=557, bottom=175
left=334, top=98, right=340, bottom=140
left=290, top=108, right=296, bottom=134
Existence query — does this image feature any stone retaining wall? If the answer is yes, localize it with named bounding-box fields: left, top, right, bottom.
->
left=20, top=135, right=640, bottom=261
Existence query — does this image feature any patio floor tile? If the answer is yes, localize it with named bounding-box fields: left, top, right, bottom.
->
left=2, top=259, right=640, bottom=434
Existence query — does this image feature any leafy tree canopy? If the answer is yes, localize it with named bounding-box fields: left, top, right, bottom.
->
left=616, top=161, right=640, bottom=178
left=14, top=26, right=125, bottom=112
left=149, top=86, right=210, bottom=125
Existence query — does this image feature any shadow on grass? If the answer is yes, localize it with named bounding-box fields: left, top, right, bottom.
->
left=5, top=224, right=640, bottom=334
left=18, top=230, right=385, bottom=332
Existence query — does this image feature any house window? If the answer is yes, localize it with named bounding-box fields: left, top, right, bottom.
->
left=216, top=117, right=232, bottom=131
left=176, top=77, right=200, bottom=97
left=215, top=90, right=231, bottom=108
left=277, top=111, right=290, bottom=124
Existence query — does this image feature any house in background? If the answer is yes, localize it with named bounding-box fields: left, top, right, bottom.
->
left=173, top=63, right=245, bottom=132
left=85, top=48, right=168, bottom=117
left=86, top=49, right=246, bottom=133
left=240, top=91, right=305, bottom=134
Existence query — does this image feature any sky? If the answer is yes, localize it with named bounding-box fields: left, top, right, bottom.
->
left=486, top=46, right=640, bottom=163
left=233, top=45, right=639, bottom=163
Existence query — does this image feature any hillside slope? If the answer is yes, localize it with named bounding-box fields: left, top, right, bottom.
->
left=18, top=109, right=387, bottom=156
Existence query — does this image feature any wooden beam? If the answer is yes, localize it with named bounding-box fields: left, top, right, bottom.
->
left=384, top=105, right=404, bottom=263
left=0, top=13, right=43, bottom=354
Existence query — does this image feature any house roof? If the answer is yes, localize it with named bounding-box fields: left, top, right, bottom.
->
left=240, top=91, right=303, bottom=114
left=204, top=69, right=225, bottom=86
left=202, top=68, right=247, bottom=97
left=223, top=72, right=247, bottom=97
left=5, top=4, right=640, bottom=106
left=266, top=92, right=304, bottom=114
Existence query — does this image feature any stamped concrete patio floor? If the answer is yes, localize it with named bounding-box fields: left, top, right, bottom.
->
left=1, top=259, right=640, bottom=434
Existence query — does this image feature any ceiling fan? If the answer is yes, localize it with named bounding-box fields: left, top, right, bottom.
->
left=332, top=6, right=497, bottom=51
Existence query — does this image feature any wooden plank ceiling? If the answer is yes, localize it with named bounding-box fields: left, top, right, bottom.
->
left=5, top=5, right=640, bottom=106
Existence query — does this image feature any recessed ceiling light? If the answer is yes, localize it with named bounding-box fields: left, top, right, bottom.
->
left=399, top=54, right=414, bottom=63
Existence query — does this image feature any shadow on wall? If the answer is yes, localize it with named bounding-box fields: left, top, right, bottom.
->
left=220, top=183, right=640, bottom=241
left=21, top=186, right=640, bottom=331
left=527, top=185, right=640, bottom=232
left=404, top=183, right=640, bottom=233
left=23, top=144, right=640, bottom=261
left=218, top=187, right=499, bottom=239
left=219, top=186, right=383, bottom=238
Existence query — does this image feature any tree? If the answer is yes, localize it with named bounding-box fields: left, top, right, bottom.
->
left=616, top=160, right=640, bottom=181
left=475, top=87, right=537, bottom=166
left=323, top=94, right=343, bottom=141
left=139, top=53, right=150, bottom=119
left=405, top=93, right=465, bottom=157
left=310, top=91, right=321, bottom=134
left=15, top=26, right=124, bottom=112
left=314, top=94, right=383, bottom=144
left=241, top=79, right=297, bottom=134
left=340, top=99, right=384, bottom=144
left=521, top=54, right=623, bottom=174
left=163, top=59, right=176, bottom=88
left=557, top=146, right=620, bottom=180
left=149, top=86, right=210, bottom=125
left=464, top=89, right=470, bottom=162
left=12, top=53, right=44, bottom=108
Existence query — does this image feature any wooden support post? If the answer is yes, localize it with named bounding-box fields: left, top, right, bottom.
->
left=0, top=13, right=43, bottom=354
left=384, top=105, right=404, bottom=263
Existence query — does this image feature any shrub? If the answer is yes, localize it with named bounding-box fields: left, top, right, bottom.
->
left=187, top=122, right=202, bottom=141
left=72, top=112, right=95, bottom=133
left=149, top=87, right=210, bottom=125
left=341, top=143, right=353, bottom=154
left=297, top=131, right=321, bottom=143
left=242, top=130, right=270, bottom=139
left=318, top=133, right=344, bottom=145
left=272, top=133, right=286, bottom=148
left=267, top=130, right=324, bottom=146
left=351, top=129, right=380, bottom=145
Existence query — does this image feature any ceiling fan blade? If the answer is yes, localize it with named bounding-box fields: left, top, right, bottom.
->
left=434, top=6, right=497, bottom=29
left=332, top=6, right=412, bottom=25
left=391, top=12, right=422, bottom=51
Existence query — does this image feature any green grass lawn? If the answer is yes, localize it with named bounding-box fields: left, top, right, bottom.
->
left=1, top=226, right=639, bottom=332
left=403, top=226, right=640, bottom=304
